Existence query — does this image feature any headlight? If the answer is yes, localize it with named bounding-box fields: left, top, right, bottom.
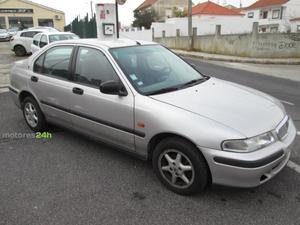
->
left=222, top=132, right=276, bottom=153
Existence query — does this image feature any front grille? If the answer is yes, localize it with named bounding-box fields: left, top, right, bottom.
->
left=276, top=117, right=289, bottom=140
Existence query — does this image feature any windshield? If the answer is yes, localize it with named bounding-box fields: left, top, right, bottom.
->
left=49, top=34, right=79, bottom=43
left=110, top=45, right=205, bottom=95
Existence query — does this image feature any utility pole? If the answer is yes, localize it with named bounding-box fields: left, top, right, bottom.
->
left=115, top=1, right=119, bottom=38
left=90, top=1, right=94, bottom=18
left=188, top=0, right=192, bottom=50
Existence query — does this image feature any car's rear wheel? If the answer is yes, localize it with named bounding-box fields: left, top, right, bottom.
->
left=153, top=137, right=209, bottom=195
left=14, top=45, right=26, bottom=56
left=22, top=97, right=47, bottom=132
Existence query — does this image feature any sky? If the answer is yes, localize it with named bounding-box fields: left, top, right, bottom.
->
left=31, top=0, right=258, bottom=26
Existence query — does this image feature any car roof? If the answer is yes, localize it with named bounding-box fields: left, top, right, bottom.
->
left=43, top=32, right=76, bottom=36
left=52, top=38, right=157, bottom=49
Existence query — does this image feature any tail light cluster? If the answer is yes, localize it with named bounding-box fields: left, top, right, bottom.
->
left=10, top=37, right=14, bottom=41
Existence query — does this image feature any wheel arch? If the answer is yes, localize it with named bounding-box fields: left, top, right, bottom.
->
left=19, top=91, right=38, bottom=109
left=148, top=132, right=212, bottom=185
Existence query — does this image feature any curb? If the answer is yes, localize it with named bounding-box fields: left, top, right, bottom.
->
left=173, top=50, right=300, bottom=65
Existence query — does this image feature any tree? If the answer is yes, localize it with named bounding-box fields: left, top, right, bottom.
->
left=132, top=8, right=156, bottom=29
left=173, top=7, right=187, bottom=18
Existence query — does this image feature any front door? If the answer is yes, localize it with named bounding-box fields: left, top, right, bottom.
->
left=69, top=46, right=135, bottom=151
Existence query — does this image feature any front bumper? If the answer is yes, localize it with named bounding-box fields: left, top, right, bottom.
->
left=200, top=118, right=297, bottom=188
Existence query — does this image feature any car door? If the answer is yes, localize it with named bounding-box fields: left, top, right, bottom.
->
left=28, top=45, right=75, bottom=128
left=69, top=46, right=135, bottom=151
left=31, top=33, right=41, bottom=54
left=21, top=31, right=41, bottom=53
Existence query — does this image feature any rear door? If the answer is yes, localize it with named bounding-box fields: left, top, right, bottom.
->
left=28, top=45, right=75, bottom=128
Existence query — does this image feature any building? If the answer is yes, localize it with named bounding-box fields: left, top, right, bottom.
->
left=290, top=17, right=300, bottom=32
left=0, top=0, right=65, bottom=31
left=192, top=1, right=243, bottom=18
left=135, top=0, right=189, bottom=22
left=243, top=0, right=300, bottom=33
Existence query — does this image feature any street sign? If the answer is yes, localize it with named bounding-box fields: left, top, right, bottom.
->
left=116, top=0, right=126, bottom=5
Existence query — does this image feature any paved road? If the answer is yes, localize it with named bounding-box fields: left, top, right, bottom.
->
left=0, top=47, right=300, bottom=225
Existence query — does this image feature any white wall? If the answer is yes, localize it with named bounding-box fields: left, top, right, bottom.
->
left=152, top=16, right=254, bottom=38
left=120, top=29, right=153, bottom=41
left=291, top=21, right=300, bottom=32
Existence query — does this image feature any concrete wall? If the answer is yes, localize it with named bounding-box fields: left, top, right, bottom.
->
left=152, top=16, right=254, bottom=38
left=154, top=23, right=300, bottom=58
left=120, top=29, right=152, bottom=42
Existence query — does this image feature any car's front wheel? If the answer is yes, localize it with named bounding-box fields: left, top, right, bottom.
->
left=22, top=97, right=47, bottom=132
left=153, top=137, right=209, bottom=195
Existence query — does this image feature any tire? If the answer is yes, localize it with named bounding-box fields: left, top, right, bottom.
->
left=152, top=137, right=209, bottom=195
left=22, top=96, right=47, bottom=132
left=14, top=45, right=26, bottom=56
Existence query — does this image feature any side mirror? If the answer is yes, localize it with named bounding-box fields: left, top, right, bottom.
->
left=100, top=80, right=128, bottom=96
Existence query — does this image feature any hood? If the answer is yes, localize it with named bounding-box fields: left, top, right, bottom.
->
left=151, top=78, right=285, bottom=137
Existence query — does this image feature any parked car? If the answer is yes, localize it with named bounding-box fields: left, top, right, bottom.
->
left=10, top=29, right=52, bottom=56
left=28, top=26, right=59, bottom=32
left=0, top=29, right=10, bottom=41
left=31, top=32, right=79, bottom=54
left=9, top=39, right=297, bottom=195
left=7, top=27, right=19, bottom=37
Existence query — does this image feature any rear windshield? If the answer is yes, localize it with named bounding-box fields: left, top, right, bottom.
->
left=49, top=34, right=79, bottom=43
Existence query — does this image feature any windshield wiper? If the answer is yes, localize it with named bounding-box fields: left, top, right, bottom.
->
left=146, top=87, right=179, bottom=96
left=180, top=77, right=209, bottom=89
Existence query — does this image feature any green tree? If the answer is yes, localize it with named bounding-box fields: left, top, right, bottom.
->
left=132, top=8, right=156, bottom=29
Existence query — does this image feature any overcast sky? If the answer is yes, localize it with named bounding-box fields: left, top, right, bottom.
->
left=31, top=0, right=258, bottom=25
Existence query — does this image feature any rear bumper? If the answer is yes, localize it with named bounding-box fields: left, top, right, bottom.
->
left=200, top=118, right=297, bottom=188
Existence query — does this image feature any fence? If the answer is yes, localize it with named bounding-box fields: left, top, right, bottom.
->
left=64, top=14, right=97, bottom=38
left=154, top=22, right=300, bottom=58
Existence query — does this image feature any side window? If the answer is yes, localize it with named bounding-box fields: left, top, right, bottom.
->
left=33, top=53, right=45, bottom=73
left=33, top=34, right=41, bottom=46
left=74, top=47, right=119, bottom=87
left=21, top=31, right=40, bottom=38
left=42, top=46, right=73, bottom=79
left=39, top=35, right=48, bottom=48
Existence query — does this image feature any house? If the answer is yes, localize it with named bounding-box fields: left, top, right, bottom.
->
left=290, top=17, right=300, bottom=32
left=243, top=0, right=300, bottom=33
left=192, top=1, right=244, bottom=19
left=0, top=0, right=65, bottom=31
left=135, top=0, right=189, bottom=22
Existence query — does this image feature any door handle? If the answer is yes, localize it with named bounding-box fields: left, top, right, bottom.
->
left=31, top=76, right=38, bottom=82
left=72, top=87, right=84, bottom=95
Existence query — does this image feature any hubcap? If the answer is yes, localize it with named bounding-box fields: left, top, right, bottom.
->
left=24, top=102, right=38, bottom=127
left=158, top=149, right=195, bottom=189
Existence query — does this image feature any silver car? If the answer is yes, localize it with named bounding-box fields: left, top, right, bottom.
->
left=9, top=39, right=297, bottom=195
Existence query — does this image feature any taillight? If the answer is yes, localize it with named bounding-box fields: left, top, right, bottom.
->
left=10, top=37, right=14, bottom=41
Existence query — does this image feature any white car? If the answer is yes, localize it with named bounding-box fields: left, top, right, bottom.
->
left=10, top=28, right=55, bottom=56
left=31, top=32, right=79, bottom=54
left=0, top=29, right=10, bottom=41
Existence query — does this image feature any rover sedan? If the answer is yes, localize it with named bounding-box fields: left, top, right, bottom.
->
left=9, top=39, right=296, bottom=195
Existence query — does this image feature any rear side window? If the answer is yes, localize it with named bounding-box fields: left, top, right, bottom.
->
left=33, top=46, right=73, bottom=80
left=21, top=31, right=40, bottom=38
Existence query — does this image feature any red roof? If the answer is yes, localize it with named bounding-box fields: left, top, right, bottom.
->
left=192, top=1, right=243, bottom=16
left=136, top=0, right=156, bottom=11
left=290, top=17, right=300, bottom=22
left=247, top=0, right=289, bottom=10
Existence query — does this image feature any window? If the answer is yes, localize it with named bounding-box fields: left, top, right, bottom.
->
left=0, top=17, right=6, bottom=29
left=270, top=26, right=278, bottom=33
left=33, top=33, right=41, bottom=46
left=261, top=11, right=268, bottom=19
left=272, top=9, right=280, bottom=19
left=38, top=19, right=54, bottom=27
left=33, top=54, right=45, bottom=73
left=21, top=31, right=40, bottom=38
left=49, top=34, right=79, bottom=43
left=297, top=25, right=300, bottom=32
left=110, top=45, right=205, bottom=95
left=74, top=47, right=119, bottom=87
left=42, top=46, right=73, bottom=79
left=260, top=27, right=267, bottom=32
left=248, top=12, right=254, bottom=18
left=39, top=34, right=48, bottom=48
